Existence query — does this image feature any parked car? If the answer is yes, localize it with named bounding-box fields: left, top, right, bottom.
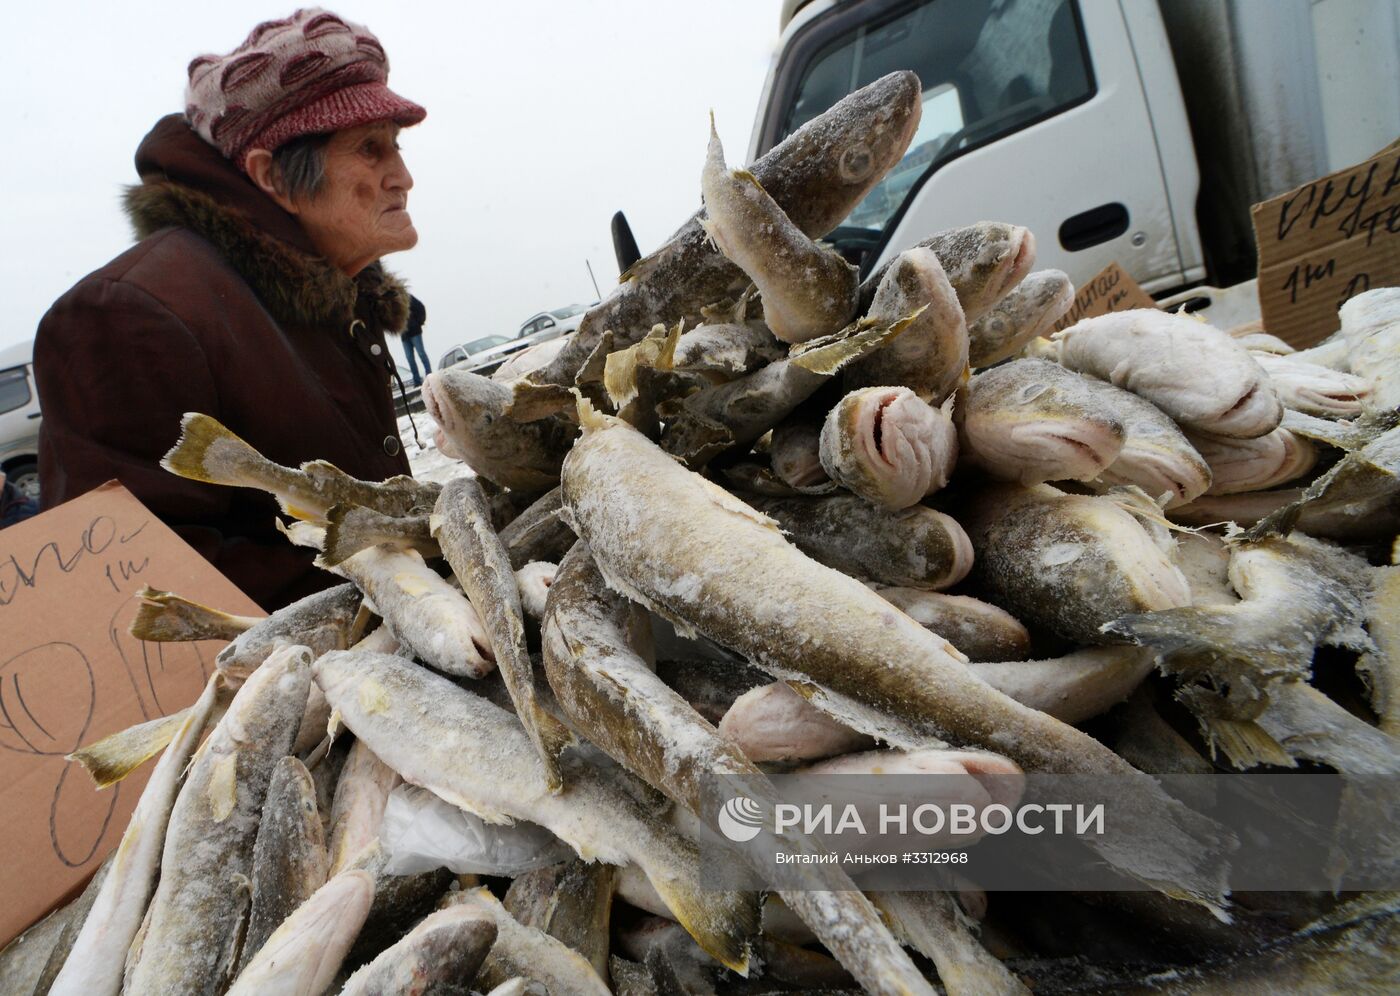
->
left=515, top=303, right=595, bottom=348
left=0, top=340, right=42, bottom=502
left=438, top=334, right=514, bottom=371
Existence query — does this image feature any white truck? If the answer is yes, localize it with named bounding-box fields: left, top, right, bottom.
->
left=745, top=0, right=1399, bottom=304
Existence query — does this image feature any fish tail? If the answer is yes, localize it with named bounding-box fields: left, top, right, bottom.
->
left=68, top=709, right=191, bottom=788
left=161, top=413, right=281, bottom=492
left=321, top=505, right=384, bottom=567
left=643, top=857, right=761, bottom=975
left=531, top=710, right=575, bottom=794
left=130, top=586, right=260, bottom=643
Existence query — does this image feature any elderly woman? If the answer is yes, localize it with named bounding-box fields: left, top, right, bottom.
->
left=35, top=9, right=424, bottom=610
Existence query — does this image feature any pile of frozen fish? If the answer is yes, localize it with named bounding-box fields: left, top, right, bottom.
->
left=13, top=71, right=1400, bottom=995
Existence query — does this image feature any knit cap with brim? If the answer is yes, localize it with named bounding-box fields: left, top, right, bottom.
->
left=184, top=7, right=426, bottom=171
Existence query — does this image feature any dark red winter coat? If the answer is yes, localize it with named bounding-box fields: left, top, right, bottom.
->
left=36, top=114, right=413, bottom=610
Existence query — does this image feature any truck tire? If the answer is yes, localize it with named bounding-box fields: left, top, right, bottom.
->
left=6, top=460, right=39, bottom=501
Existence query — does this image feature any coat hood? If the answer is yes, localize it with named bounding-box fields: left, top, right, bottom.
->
left=123, top=114, right=409, bottom=334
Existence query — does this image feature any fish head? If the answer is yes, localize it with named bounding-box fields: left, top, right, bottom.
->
left=1103, top=436, right=1214, bottom=508
left=762, top=70, right=923, bottom=237
left=423, top=369, right=506, bottom=437
left=937, top=222, right=1037, bottom=321
left=964, top=360, right=1124, bottom=484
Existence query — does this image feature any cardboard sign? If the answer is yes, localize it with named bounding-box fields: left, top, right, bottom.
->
left=1252, top=144, right=1400, bottom=348
left=1050, top=261, right=1159, bottom=333
left=0, top=482, right=261, bottom=946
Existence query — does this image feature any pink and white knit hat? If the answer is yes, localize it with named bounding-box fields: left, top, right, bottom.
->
left=184, top=8, right=426, bottom=171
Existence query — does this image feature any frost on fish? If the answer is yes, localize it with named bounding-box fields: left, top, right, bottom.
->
left=500, top=486, right=576, bottom=570
left=969, top=268, right=1075, bottom=368
left=1188, top=426, right=1318, bottom=495
left=515, top=561, right=557, bottom=620
left=237, top=756, right=328, bottom=975
left=660, top=312, right=915, bottom=467
left=872, top=586, right=1031, bottom=662
left=964, top=483, right=1190, bottom=645
left=1054, top=310, right=1283, bottom=438
left=1244, top=421, right=1400, bottom=541
left=330, top=545, right=495, bottom=678
left=820, top=387, right=958, bottom=508
left=125, top=646, right=312, bottom=996
left=326, top=738, right=401, bottom=877
left=161, top=412, right=438, bottom=521
left=700, top=118, right=859, bottom=344
left=1340, top=287, right=1400, bottom=411
left=519, top=71, right=923, bottom=396
left=745, top=491, right=972, bottom=590
left=540, top=544, right=933, bottom=994
left=216, top=583, right=362, bottom=679
left=339, top=906, right=497, bottom=996
left=563, top=410, right=1232, bottom=908
left=861, top=222, right=1036, bottom=323
left=224, top=870, right=373, bottom=996
left=48, top=678, right=221, bottom=996
left=845, top=247, right=968, bottom=402
left=421, top=368, right=578, bottom=491
left=504, top=860, right=615, bottom=980
left=1106, top=533, right=1375, bottom=735
left=871, top=890, right=1032, bottom=996
left=313, top=650, right=758, bottom=972
left=770, top=415, right=831, bottom=490
left=442, top=886, right=612, bottom=994
left=718, top=682, right=876, bottom=763
left=960, top=359, right=1126, bottom=486
left=1253, top=353, right=1371, bottom=417
left=432, top=476, right=573, bottom=790
left=1084, top=382, right=1212, bottom=507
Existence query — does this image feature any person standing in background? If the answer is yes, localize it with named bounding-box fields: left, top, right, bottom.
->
left=401, top=293, right=431, bottom=385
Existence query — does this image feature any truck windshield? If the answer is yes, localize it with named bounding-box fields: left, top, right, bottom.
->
left=769, top=0, right=1094, bottom=269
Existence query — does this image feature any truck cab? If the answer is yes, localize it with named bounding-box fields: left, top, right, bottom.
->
left=751, top=0, right=1204, bottom=293
left=750, top=0, right=1399, bottom=296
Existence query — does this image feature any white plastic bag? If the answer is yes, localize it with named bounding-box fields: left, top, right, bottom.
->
left=380, top=784, right=572, bottom=876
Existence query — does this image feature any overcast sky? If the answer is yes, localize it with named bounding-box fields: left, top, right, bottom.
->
left=4, top=1, right=781, bottom=367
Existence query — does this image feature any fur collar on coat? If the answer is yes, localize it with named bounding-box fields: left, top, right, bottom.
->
left=123, top=179, right=410, bottom=335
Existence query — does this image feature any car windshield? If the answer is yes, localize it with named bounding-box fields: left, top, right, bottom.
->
left=549, top=304, right=587, bottom=320
left=465, top=335, right=510, bottom=353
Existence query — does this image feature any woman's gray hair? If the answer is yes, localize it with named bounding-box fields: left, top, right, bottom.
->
left=271, top=133, right=331, bottom=202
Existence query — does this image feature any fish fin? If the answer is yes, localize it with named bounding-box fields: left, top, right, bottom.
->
left=160, top=412, right=276, bottom=488
left=67, top=708, right=190, bottom=788
left=129, top=586, right=260, bottom=642
left=321, top=504, right=380, bottom=567
left=534, top=709, right=575, bottom=793
left=506, top=377, right=575, bottom=421
left=573, top=389, right=623, bottom=433
left=646, top=870, right=761, bottom=976
left=789, top=308, right=923, bottom=375
left=576, top=329, right=616, bottom=386
left=785, top=678, right=946, bottom=750
left=208, top=752, right=238, bottom=822
left=277, top=517, right=327, bottom=551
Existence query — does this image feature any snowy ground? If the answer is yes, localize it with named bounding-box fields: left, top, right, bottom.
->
left=397, top=413, right=473, bottom=486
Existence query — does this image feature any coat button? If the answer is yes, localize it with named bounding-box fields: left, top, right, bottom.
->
left=371, top=343, right=383, bottom=356
left=383, top=435, right=401, bottom=456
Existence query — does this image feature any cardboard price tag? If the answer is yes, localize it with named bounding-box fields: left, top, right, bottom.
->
left=1252, top=144, right=1400, bottom=348
left=1050, top=261, right=1158, bottom=333
left=0, top=481, right=261, bottom=946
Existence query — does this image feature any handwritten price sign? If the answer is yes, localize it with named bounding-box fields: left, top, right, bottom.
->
left=1252, top=144, right=1400, bottom=348
left=0, top=481, right=260, bottom=946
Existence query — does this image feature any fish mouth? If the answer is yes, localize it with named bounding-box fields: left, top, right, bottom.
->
left=1004, top=420, right=1121, bottom=481
left=997, top=228, right=1036, bottom=297
left=1102, top=448, right=1211, bottom=507
left=1203, top=379, right=1283, bottom=438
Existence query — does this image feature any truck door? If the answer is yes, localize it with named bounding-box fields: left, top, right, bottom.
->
left=754, top=0, right=1202, bottom=294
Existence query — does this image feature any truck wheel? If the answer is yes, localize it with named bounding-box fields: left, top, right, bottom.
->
left=6, top=460, right=39, bottom=501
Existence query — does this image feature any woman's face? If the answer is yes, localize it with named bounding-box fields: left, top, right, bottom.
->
left=294, top=121, right=416, bottom=276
